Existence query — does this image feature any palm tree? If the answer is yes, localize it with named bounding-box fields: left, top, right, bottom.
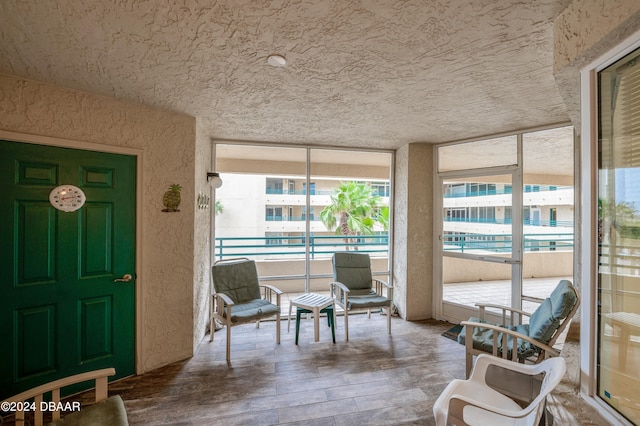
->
left=320, top=181, right=381, bottom=250
left=215, top=200, right=223, bottom=215
left=376, top=206, right=390, bottom=231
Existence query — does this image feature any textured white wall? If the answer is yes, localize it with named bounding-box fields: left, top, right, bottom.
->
left=0, top=73, right=198, bottom=373
left=393, top=145, right=409, bottom=318
left=553, top=0, right=640, bottom=128
left=193, top=119, right=213, bottom=353
left=393, top=143, right=433, bottom=320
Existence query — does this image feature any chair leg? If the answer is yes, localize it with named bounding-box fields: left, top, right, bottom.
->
left=344, top=310, right=349, bottom=341
left=210, top=315, right=215, bottom=342
left=387, top=306, right=391, bottom=335
left=276, top=313, right=281, bottom=344
left=226, top=324, right=231, bottom=363
left=466, top=352, right=473, bottom=378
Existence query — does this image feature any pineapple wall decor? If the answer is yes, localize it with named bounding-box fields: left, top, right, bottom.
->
left=162, top=183, right=182, bottom=212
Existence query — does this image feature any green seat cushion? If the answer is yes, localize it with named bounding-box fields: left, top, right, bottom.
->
left=227, top=299, right=280, bottom=323
left=341, top=289, right=391, bottom=310
left=212, top=259, right=261, bottom=303
left=458, top=318, right=537, bottom=359
left=48, top=395, right=128, bottom=426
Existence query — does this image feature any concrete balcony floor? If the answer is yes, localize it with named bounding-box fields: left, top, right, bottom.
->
left=279, top=276, right=571, bottom=318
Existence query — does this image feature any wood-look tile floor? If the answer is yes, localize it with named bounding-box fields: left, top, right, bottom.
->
left=112, top=315, right=465, bottom=425
left=1, top=315, right=464, bottom=425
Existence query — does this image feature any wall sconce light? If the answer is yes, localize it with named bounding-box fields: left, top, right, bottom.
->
left=206, top=172, right=223, bottom=188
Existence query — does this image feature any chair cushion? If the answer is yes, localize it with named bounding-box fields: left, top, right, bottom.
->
left=548, top=280, right=578, bottom=320
left=212, top=259, right=261, bottom=303
left=529, top=280, right=577, bottom=344
left=48, top=395, right=128, bottom=425
left=528, top=298, right=559, bottom=343
left=227, top=299, right=280, bottom=323
left=458, top=318, right=537, bottom=359
left=344, top=291, right=391, bottom=310
left=332, top=252, right=373, bottom=291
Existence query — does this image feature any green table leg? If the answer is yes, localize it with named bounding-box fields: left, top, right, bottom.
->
left=295, top=305, right=335, bottom=344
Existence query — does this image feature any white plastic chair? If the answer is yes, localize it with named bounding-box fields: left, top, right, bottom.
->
left=433, top=354, right=566, bottom=426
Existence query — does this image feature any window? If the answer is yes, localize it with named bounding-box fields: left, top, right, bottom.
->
left=266, top=178, right=283, bottom=194
left=266, top=232, right=284, bottom=245
left=266, top=206, right=283, bottom=221
left=597, top=46, right=640, bottom=425
left=438, top=127, right=573, bottom=326
left=371, top=181, right=390, bottom=197
left=302, top=182, right=316, bottom=195
left=214, top=143, right=392, bottom=294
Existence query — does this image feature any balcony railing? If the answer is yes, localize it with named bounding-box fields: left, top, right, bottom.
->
left=215, top=234, right=389, bottom=259
left=444, top=185, right=572, bottom=198
left=266, top=189, right=332, bottom=196
left=214, top=233, right=574, bottom=259
left=443, top=233, right=574, bottom=253
left=266, top=189, right=391, bottom=197
left=266, top=215, right=315, bottom=221
left=444, top=217, right=574, bottom=227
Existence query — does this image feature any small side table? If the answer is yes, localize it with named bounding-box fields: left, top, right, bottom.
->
left=288, top=293, right=336, bottom=344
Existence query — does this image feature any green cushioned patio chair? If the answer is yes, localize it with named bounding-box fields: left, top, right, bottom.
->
left=330, top=252, right=393, bottom=341
left=210, top=258, right=283, bottom=362
left=458, top=279, right=579, bottom=378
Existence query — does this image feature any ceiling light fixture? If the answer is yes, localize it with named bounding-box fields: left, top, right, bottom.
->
left=267, top=54, right=287, bottom=67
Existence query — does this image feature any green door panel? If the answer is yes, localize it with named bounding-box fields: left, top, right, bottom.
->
left=0, top=140, right=136, bottom=399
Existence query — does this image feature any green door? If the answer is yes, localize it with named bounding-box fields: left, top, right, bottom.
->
left=0, top=140, right=136, bottom=399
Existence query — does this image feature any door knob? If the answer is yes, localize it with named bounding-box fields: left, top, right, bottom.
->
left=114, top=273, right=133, bottom=283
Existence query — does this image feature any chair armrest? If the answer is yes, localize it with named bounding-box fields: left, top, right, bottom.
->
left=448, top=393, right=529, bottom=421
left=461, top=320, right=560, bottom=359
left=475, top=303, right=531, bottom=325
left=373, top=278, right=392, bottom=299
left=330, top=281, right=350, bottom=293
left=373, top=278, right=392, bottom=289
left=471, top=353, right=552, bottom=378
left=329, top=281, right=350, bottom=304
left=214, top=292, right=234, bottom=306
left=260, top=284, right=282, bottom=305
left=6, top=368, right=116, bottom=426
left=260, top=284, right=283, bottom=295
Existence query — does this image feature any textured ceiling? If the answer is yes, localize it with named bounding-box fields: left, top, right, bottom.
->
left=0, top=0, right=573, bottom=149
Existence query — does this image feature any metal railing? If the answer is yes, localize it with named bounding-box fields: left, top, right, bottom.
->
left=443, top=185, right=572, bottom=198
left=215, top=234, right=389, bottom=259
left=266, top=215, right=315, bottom=221
left=444, top=217, right=574, bottom=227
left=443, top=233, right=574, bottom=253
left=214, top=233, right=575, bottom=259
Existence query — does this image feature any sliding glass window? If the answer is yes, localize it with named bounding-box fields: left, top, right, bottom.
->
left=213, top=143, right=392, bottom=298
left=437, top=127, right=574, bottom=323
left=597, top=46, right=640, bottom=425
